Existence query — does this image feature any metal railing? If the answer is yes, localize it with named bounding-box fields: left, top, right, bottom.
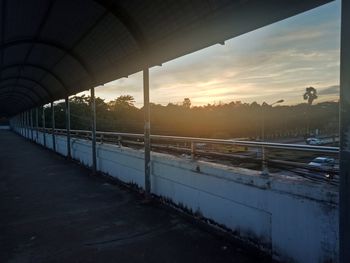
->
left=48, top=128, right=338, bottom=152
left=24, top=127, right=340, bottom=183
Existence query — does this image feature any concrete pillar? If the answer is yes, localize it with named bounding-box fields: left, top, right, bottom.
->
left=340, top=1, right=350, bottom=262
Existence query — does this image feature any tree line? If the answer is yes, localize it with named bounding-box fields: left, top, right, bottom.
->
left=39, top=94, right=339, bottom=139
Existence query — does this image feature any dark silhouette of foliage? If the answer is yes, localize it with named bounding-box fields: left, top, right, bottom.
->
left=303, top=87, right=318, bottom=105
left=182, top=98, right=191, bottom=108
left=47, top=95, right=338, bottom=139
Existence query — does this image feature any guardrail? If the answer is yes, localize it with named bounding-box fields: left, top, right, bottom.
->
left=30, top=127, right=340, bottom=182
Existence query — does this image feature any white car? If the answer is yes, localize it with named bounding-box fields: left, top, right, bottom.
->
left=308, top=157, right=335, bottom=169
left=306, top=138, right=322, bottom=145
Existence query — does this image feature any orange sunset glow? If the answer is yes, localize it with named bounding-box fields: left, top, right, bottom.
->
left=78, top=0, right=342, bottom=107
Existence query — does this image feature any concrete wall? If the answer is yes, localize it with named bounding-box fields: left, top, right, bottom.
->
left=14, top=127, right=339, bottom=263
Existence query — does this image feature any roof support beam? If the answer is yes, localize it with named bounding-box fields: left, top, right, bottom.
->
left=0, top=76, right=53, bottom=98
left=0, top=90, right=37, bottom=105
left=0, top=99, right=26, bottom=114
left=0, top=83, right=44, bottom=101
left=1, top=39, right=95, bottom=83
left=36, top=11, right=111, bottom=89
left=13, top=0, right=56, bottom=95
left=0, top=95, right=31, bottom=112
left=19, top=0, right=56, bottom=67
left=93, top=0, right=148, bottom=50
left=0, top=0, right=7, bottom=73
left=1, top=63, right=70, bottom=93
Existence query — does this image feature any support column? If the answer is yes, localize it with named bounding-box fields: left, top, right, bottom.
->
left=35, top=107, right=39, bottom=142
left=24, top=112, right=27, bottom=137
left=65, top=96, right=71, bottom=159
left=30, top=109, right=34, bottom=140
left=51, top=102, right=56, bottom=151
left=26, top=111, right=29, bottom=138
left=261, top=105, right=268, bottom=175
left=42, top=106, right=46, bottom=147
left=143, top=68, right=151, bottom=195
left=340, top=1, right=350, bottom=262
left=21, top=112, right=25, bottom=136
left=91, top=87, right=97, bottom=174
left=21, top=112, right=23, bottom=135
left=24, top=112, right=26, bottom=136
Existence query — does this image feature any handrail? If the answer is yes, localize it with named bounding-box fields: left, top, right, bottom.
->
left=16, top=126, right=340, bottom=182
left=49, top=128, right=339, bottom=154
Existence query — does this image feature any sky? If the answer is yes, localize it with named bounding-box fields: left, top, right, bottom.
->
left=89, top=0, right=341, bottom=107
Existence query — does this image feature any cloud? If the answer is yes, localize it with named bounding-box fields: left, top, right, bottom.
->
left=90, top=1, right=340, bottom=107
left=318, top=85, right=339, bottom=96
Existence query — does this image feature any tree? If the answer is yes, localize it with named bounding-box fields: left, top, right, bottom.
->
left=182, top=98, right=191, bottom=108
left=70, top=94, right=90, bottom=105
left=303, top=87, right=318, bottom=135
left=108, top=95, right=135, bottom=111
left=45, top=93, right=338, bottom=140
left=303, top=87, right=318, bottom=105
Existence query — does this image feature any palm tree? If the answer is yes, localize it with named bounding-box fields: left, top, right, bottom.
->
left=182, top=98, right=191, bottom=108
left=303, top=87, right=318, bottom=105
left=303, top=87, right=318, bottom=135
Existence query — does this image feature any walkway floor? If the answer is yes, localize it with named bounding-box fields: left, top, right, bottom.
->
left=0, top=131, right=271, bottom=263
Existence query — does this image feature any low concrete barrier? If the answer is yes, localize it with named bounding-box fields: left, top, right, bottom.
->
left=15, top=127, right=339, bottom=263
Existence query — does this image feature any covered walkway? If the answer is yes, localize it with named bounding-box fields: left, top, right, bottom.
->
left=0, top=130, right=268, bottom=263
left=2, top=1, right=350, bottom=262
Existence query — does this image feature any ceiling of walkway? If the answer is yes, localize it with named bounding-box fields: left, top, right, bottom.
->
left=0, top=0, right=332, bottom=116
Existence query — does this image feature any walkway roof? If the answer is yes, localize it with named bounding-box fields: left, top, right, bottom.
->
left=0, top=0, right=332, bottom=116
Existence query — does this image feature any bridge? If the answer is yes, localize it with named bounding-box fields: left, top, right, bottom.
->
left=1, top=1, right=349, bottom=263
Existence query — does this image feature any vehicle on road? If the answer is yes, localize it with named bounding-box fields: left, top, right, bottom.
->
left=306, top=138, right=322, bottom=145
left=308, top=157, right=335, bottom=169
